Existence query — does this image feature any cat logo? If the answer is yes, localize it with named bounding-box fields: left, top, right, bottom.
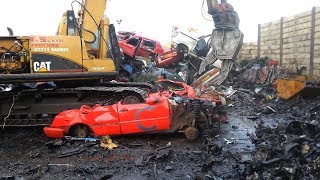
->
left=33, top=62, right=51, bottom=72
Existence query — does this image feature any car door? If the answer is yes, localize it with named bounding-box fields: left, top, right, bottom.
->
left=117, top=98, right=170, bottom=134
left=80, top=104, right=121, bottom=136
left=135, top=39, right=156, bottom=58
left=118, top=37, right=141, bottom=57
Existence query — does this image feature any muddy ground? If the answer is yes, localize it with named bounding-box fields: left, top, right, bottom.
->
left=0, top=91, right=319, bottom=179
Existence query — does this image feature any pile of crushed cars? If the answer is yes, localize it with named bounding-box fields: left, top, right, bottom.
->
left=44, top=28, right=231, bottom=141
left=45, top=27, right=320, bottom=144
left=42, top=38, right=320, bottom=178
left=116, top=28, right=217, bottom=85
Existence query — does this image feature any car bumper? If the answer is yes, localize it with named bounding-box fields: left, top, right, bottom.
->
left=43, top=127, right=65, bottom=138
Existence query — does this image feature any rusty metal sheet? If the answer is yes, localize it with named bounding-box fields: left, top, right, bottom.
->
left=276, top=75, right=320, bottom=100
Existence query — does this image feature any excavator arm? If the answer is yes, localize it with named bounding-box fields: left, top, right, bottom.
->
left=78, top=0, right=111, bottom=59
left=57, top=0, right=110, bottom=59
left=78, top=0, right=107, bottom=45
left=195, top=0, right=243, bottom=86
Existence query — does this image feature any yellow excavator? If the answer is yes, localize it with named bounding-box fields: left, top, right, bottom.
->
left=0, top=0, right=121, bottom=83
left=0, top=0, right=151, bottom=127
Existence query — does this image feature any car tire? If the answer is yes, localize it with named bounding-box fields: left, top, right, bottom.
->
left=71, top=124, right=89, bottom=138
left=184, top=127, right=199, bottom=140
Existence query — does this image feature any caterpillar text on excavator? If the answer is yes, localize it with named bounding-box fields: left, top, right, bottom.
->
left=0, top=0, right=152, bottom=127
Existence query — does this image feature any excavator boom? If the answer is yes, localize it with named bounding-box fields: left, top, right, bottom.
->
left=79, top=0, right=107, bottom=45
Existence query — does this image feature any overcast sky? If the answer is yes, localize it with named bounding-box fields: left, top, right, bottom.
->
left=0, top=0, right=319, bottom=44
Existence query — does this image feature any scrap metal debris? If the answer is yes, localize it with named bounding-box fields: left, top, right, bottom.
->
left=277, top=75, right=320, bottom=100
left=57, top=146, right=86, bottom=158
left=247, top=121, right=320, bottom=179
left=239, top=57, right=284, bottom=85
left=64, top=136, right=101, bottom=142
left=1, top=94, right=319, bottom=179
left=45, top=139, right=64, bottom=149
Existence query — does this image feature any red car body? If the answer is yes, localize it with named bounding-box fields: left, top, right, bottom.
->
left=44, top=80, right=225, bottom=140
left=155, top=49, right=184, bottom=68
left=44, top=94, right=170, bottom=138
left=156, top=79, right=224, bottom=107
left=44, top=91, right=224, bottom=140
left=117, top=31, right=135, bottom=41
left=118, top=34, right=165, bottom=59
left=156, top=79, right=196, bottom=98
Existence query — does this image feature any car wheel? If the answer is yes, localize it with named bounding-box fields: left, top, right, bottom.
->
left=71, top=124, right=89, bottom=138
left=176, top=44, right=188, bottom=54
left=184, top=127, right=199, bottom=140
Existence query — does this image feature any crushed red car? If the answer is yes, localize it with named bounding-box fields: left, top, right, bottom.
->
left=118, top=33, right=165, bottom=61
left=156, top=79, right=196, bottom=98
left=155, top=49, right=184, bottom=68
left=117, top=31, right=135, bottom=41
left=44, top=92, right=224, bottom=140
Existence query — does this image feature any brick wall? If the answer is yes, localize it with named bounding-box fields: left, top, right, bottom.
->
left=257, top=7, right=320, bottom=75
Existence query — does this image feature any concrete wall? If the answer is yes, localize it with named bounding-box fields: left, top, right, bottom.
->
left=257, top=7, right=320, bottom=75
left=237, top=42, right=257, bottom=60
left=314, top=8, right=320, bottom=75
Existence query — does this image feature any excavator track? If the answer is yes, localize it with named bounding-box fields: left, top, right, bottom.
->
left=100, top=81, right=157, bottom=91
left=0, top=83, right=153, bottom=127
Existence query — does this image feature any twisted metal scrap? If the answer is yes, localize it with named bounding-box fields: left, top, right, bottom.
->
left=198, top=29, right=243, bottom=85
